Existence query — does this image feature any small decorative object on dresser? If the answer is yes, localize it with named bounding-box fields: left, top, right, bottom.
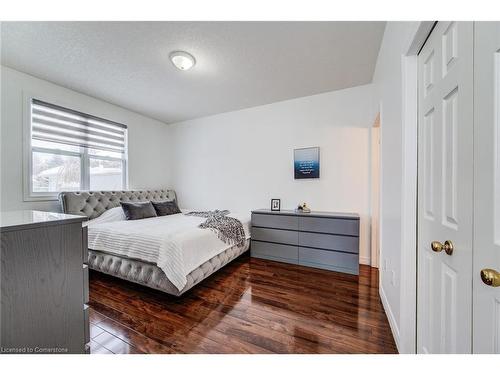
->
left=251, top=209, right=360, bottom=275
left=295, top=202, right=311, bottom=213
left=271, top=198, right=281, bottom=211
left=0, top=211, right=89, bottom=353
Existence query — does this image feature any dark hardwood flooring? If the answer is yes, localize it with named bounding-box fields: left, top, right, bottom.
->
left=88, top=254, right=398, bottom=354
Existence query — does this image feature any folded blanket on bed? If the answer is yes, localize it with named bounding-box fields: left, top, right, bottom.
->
left=185, top=210, right=246, bottom=246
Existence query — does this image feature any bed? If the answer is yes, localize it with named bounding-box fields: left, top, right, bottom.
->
left=59, top=190, right=250, bottom=296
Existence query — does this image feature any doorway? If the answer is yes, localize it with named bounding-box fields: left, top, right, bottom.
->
left=371, top=113, right=381, bottom=268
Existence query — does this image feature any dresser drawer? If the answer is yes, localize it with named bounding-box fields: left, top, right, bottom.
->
left=252, top=213, right=298, bottom=230
left=251, top=241, right=298, bottom=264
left=299, top=216, right=359, bottom=236
left=83, top=264, right=89, bottom=304
left=299, top=232, right=359, bottom=253
left=252, top=227, right=298, bottom=245
left=299, top=247, right=359, bottom=274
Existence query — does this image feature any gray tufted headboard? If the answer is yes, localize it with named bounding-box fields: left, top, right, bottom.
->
left=59, top=189, right=177, bottom=220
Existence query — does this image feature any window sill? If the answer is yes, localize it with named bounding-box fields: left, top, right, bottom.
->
left=23, top=194, right=60, bottom=202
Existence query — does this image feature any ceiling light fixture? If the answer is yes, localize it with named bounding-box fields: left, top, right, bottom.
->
left=169, top=51, right=196, bottom=71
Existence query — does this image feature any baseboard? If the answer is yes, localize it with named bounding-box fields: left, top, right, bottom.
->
left=379, top=284, right=401, bottom=353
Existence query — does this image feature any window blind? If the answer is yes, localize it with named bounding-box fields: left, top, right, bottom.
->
left=31, top=99, right=127, bottom=154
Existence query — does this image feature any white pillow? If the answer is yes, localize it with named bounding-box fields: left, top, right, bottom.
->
left=84, top=206, right=125, bottom=227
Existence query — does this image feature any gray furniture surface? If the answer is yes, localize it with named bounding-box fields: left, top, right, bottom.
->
left=59, top=189, right=249, bottom=296
left=251, top=209, right=360, bottom=275
left=0, top=210, right=89, bottom=354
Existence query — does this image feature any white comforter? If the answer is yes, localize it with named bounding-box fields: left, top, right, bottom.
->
left=87, top=209, right=251, bottom=291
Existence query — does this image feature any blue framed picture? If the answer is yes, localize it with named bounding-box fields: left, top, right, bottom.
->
left=294, top=147, right=320, bottom=179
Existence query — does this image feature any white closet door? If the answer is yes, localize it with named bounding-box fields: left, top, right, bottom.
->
left=473, top=21, right=500, bottom=354
left=417, top=21, right=474, bottom=353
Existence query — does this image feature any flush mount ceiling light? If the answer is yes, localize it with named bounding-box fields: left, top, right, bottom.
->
left=169, top=51, right=196, bottom=71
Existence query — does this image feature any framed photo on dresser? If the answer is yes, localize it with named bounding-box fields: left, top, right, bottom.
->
left=271, top=199, right=281, bottom=211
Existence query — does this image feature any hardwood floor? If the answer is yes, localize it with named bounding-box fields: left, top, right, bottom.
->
left=88, top=253, right=398, bottom=354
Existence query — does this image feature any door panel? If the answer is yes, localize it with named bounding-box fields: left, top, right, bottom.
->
left=440, top=263, right=458, bottom=352
left=423, top=108, right=435, bottom=220
left=473, top=22, right=500, bottom=354
left=420, top=251, right=434, bottom=354
left=442, top=87, right=459, bottom=229
left=417, top=21, right=474, bottom=354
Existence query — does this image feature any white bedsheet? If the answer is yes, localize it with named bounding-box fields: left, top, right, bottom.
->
left=87, top=210, right=251, bottom=291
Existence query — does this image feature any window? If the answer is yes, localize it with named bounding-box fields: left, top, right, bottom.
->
left=26, top=98, right=128, bottom=200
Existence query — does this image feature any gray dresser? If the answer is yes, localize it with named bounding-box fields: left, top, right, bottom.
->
left=251, top=209, right=360, bottom=275
left=0, top=211, right=89, bottom=354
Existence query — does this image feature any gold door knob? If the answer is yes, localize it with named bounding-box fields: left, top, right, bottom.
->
left=480, top=269, right=500, bottom=287
left=430, top=240, right=454, bottom=255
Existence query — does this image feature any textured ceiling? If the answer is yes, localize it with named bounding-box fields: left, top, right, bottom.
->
left=1, top=21, right=386, bottom=124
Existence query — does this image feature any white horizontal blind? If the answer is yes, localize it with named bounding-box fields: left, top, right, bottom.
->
left=31, top=99, right=127, bottom=154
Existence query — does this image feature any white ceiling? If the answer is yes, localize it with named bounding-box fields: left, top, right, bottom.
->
left=1, top=22, right=386, bottom=124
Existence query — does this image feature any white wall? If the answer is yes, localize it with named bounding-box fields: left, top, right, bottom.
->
left=170, top=84, right=377, bottom=264
left=0, top=66, right=172, bottom=212
left=372, top=21, right=421, bottom=353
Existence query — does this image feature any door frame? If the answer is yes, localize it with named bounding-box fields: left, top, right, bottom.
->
left=371, top=114, right=381, bottom=269
left=396, top=21, right=435, bottom=354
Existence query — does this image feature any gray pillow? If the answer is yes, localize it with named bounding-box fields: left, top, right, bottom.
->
left=120, top=201, right=157, bottom=220
left=151, top=200, right=181, bottom=216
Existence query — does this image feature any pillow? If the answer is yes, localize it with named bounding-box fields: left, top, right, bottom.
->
left=151, top=200, right=181, bottom=216
left=120, top=201, right=157, bottom=220
left=84, top=206, right=126, bottom=227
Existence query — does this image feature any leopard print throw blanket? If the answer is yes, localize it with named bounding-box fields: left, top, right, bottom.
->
left=185, top=210, right=246, bottom=246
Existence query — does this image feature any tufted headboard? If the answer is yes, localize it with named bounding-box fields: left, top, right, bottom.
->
left=59, top=189, right=177, bottom=220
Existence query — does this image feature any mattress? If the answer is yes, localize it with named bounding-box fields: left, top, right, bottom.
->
left=88, top=239, right=250, bottom=296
